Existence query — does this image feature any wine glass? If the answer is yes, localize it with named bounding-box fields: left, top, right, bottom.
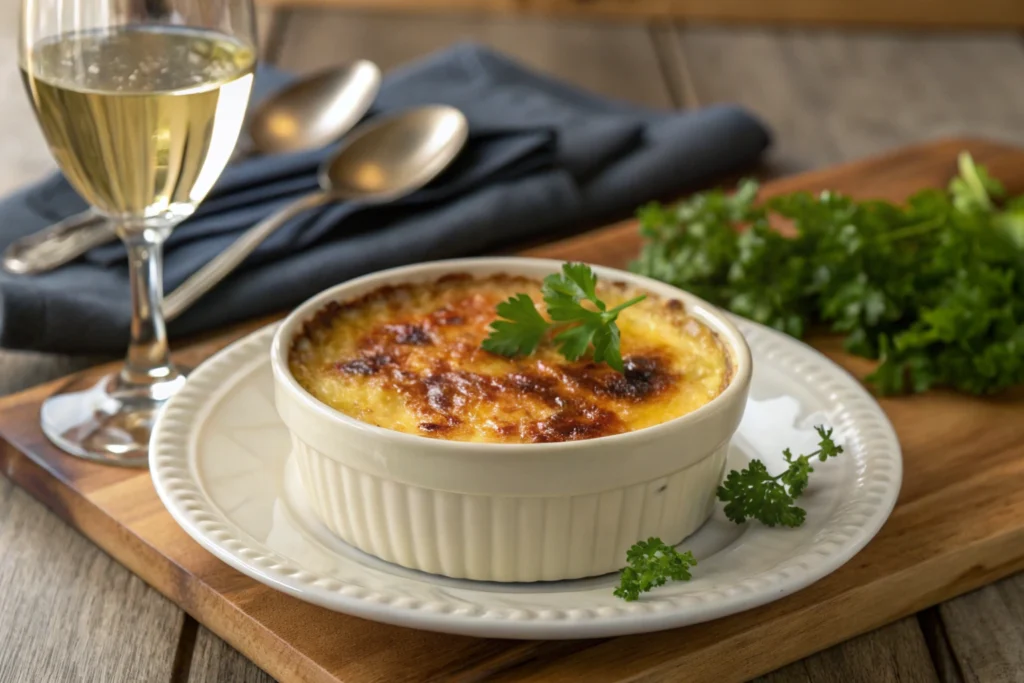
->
left=20, top=0, right=257, bottom=465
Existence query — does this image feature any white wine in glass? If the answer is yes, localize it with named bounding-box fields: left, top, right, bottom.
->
left=20, top=1, right=257, bottom=465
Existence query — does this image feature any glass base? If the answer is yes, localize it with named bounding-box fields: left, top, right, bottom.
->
left=40, top=366, right=188, bottom=467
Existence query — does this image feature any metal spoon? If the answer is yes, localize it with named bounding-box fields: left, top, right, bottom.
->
left=163, top=105, right=469, bottom=321
left=2, top=61, right=383, bottom=276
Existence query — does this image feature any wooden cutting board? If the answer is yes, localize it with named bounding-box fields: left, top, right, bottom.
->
left=3, top=137, right=1024, bottom=683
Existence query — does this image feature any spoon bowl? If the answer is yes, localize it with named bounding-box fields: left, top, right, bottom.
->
left=249, top=61, right=382, bottom=156
left=162, top=105, right=470, bottom=321
left=320, top=105, right=469, bottom=201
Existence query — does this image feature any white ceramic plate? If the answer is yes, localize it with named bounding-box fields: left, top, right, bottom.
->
left=151, top=320, right=901, bottom=639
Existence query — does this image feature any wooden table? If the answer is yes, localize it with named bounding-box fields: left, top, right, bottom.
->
left=255, top=0, right=1024, bottom=29
left=2, top=5, right=1024, bottom=681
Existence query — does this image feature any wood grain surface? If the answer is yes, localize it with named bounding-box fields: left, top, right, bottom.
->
left=2, top=138, right=1023, bottom=683
left=757, top=618, right=939, bottom=683
left=253, top=0, right=1024, bottom=29
left=938, top=575, right=1024, bottom=682
left=672, top=27, right=1024, bottom=175
left=188, top=625, right=275, bottom=683
left=276, top=9, right=674, bottom=109
left=0, top=476, right=185, bottom=683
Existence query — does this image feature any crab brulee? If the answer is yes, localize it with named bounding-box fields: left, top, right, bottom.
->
left=288, top=274, right=730, bottom=444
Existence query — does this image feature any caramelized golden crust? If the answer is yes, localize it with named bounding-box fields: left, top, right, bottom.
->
left=288, top=274, right=730, bottom=444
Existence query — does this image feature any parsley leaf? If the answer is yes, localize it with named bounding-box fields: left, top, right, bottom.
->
left=632, top=152, right=1024, bottom=395
left=480, top=293, right=550, bottom=357
left=542, top=262, right=602, bottom=308
left=613, top=537, right=697, bottom=602
left=552, top=313, right=603, bottom=361
left=716, top=426, right=844, bottom=527
left=482, top=263, right=645, bottom=371
left=591, top=321, right=623, bottom=371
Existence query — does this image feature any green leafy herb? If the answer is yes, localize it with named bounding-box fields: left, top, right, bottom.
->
left=632, top=153, right=1024, bottom=395
left=614, top=426, right=843, bottom=600
left=478, top=293, right=550, bottom=357
left=481, top=262, right=646, bottom=371
left=716, top=425, right=844, bottom=527
left=613, top=537, right=697, bottom=602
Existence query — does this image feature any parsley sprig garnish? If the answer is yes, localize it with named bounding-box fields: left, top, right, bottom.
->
left=614, top=538, right=696, bottom=602
left=481, top=262, right=645, bottom=372
left=615, top=426, right=843, bottom=601
left=632, top=152, right=1024, bottom=395
left=716, top=425, right=844, bottom=527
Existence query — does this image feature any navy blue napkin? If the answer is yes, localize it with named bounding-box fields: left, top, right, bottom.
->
left=0, top=43, right=769, bottom=354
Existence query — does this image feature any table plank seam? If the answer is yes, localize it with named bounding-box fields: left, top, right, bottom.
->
left=917, top=608, right=966, bottom=683
left=647, top=21, right=689, bottom=108
left=171, top=617, right=201, bottom=683
left=261, top=7, right=293, bottom=64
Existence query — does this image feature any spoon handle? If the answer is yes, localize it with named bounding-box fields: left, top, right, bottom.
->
left=164, top=191, right=332, bottom=321
left=2, top=210, right=115, bottom=275
left=1, top=141, right=258, bottom=277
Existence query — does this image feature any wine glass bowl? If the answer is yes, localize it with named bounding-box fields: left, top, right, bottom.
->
left=20, top=0, right=257, bottom=465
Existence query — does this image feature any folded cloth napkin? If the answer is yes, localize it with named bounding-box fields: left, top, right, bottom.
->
left=0, top=43, right=770, bottom=354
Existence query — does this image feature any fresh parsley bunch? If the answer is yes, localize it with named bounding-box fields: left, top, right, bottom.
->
left=632, top=153, right=1024, bottom=395
left=481, top=262, right=645, bottom=372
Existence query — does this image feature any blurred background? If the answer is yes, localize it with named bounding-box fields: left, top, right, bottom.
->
left=255, top=2, right=1024, bottom=178
left=5, top=0, right=1024, bottom=198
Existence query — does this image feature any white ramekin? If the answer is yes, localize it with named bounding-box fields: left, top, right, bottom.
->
left=271, top=258, right=751, bottom=582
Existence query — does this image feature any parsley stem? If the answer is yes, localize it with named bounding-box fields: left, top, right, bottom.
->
left=959, top=152, right=994, bottom=212
left=877, top=216, right=945, bottom=243
left=607, top=294, right=647, bottom=315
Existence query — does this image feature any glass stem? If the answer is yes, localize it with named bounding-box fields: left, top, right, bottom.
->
left=117, top=223, right=176, bottom=388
